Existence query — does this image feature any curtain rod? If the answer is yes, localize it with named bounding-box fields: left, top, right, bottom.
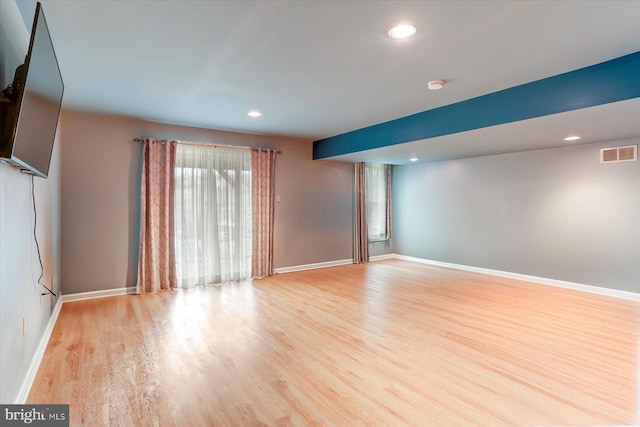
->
left=132, top=138, right=282, bottom=154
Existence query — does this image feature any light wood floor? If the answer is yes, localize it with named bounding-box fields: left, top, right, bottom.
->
left=28, top=260, right=639, bottom=426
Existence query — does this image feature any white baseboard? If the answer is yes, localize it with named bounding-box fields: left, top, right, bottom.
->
left=392, top=254, right=640, bottom=302
left=274, top=258, right=353, bottom=274
left=274, top=253, right=398, bottom=274
left=61, top=286, right=136, bottom=303
left=370, top=254, right=396, bottom=262
left=15, top=296, right=63, bottom=404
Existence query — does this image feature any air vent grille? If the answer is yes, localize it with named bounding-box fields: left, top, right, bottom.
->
left=600, top=145, right=637, bottom=164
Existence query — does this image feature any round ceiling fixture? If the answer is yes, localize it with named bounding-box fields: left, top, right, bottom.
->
left=563, top=135, right=581, bottom=141
left=409, top=157, right=419, bottom=162
left=247, top=111, right=262, bottom=117
left=427, top=80, right=445, bottom=90
left=388, top=24, right=416, bottom=39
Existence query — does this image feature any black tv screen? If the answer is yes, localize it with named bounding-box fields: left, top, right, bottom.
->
left=0, top=2, right=64, bottom=178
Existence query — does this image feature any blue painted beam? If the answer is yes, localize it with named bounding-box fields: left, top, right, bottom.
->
left=313, top=51, right=640, bottom=160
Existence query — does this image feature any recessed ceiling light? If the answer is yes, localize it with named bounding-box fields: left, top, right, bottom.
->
left=564, top=135, right=581, bottom=141
left=427, top=80, right=445, bottom=90
left=409, top=157, right=419, bottom=162
left=388, top=24, right=416, bottom=39
left=247, top=111, right=262, bottom=117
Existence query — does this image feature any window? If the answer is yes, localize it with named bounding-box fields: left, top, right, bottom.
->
left=365, top=162, right=389, bottom=241
left=174, top=145, right=252, bottom=287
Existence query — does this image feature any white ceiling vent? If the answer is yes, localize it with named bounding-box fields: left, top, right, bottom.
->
left=600, top=145, right=637, bottom=164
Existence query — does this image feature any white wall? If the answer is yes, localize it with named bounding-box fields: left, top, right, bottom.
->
left=393, top=139, right=640, bottom=293
left=0, top=0, right=61, bottom=403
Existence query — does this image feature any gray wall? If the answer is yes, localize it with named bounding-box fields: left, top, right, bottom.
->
left=60, top=110, right=354, bottom=294
left=393, top=139, right=640, bottom=293
left=0, top=0, right=61, bottom=403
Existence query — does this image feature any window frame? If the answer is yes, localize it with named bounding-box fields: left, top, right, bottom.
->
left=364, top=162, right=389, bottom=242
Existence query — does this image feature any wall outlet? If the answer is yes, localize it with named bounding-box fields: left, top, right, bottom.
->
left=22, top=316, right=27, bottom=336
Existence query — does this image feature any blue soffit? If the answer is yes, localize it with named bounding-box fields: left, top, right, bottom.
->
left=313, top=51, right=640, bottom=160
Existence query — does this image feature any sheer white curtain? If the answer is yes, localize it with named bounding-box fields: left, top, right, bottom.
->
left=365, top=162, right=387, bottom=241
left=174, top=144, right=252, bottom=287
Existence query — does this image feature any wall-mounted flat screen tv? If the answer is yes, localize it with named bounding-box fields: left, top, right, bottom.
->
left=0, top=2, right=64, bottom=179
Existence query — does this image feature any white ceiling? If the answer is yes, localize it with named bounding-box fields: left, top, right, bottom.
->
left=16, top=0, right=640, bottom=163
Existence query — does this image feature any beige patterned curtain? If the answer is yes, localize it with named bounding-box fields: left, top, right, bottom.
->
left=136, top=139, right=178, bottom=294
left=251, top=148, right=277, bottom=278
left=353, top=162, right=369, bottom=263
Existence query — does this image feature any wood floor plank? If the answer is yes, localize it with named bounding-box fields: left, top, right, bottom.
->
left=27, top=260, right=639, bottom=426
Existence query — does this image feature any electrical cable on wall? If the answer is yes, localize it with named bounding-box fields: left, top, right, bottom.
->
left=29, top=174, right=57, bottom=297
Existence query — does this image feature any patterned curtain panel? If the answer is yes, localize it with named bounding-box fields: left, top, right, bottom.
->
left=353, top=162, right=369, bottom=263
left=136, top=139, right=178, bottom=294
left=251, top=148, right=277, bottom=278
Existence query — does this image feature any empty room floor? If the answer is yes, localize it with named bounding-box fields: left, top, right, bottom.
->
left=28, top=259, right=639, bottom=426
